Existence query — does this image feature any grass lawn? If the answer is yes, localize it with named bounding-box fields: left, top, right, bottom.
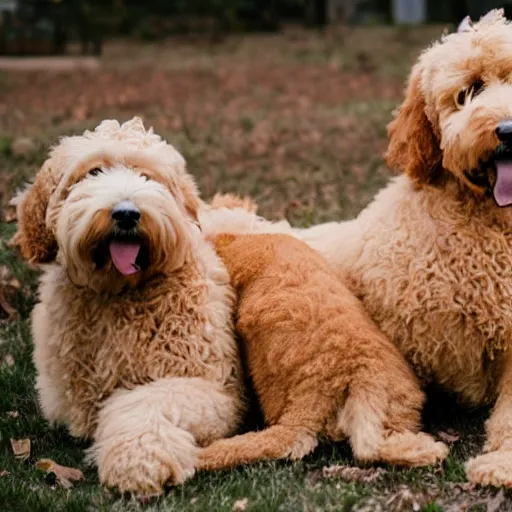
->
left=0, top=25, right=510, bottom=511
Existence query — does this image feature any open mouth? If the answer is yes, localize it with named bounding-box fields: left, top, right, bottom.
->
left=491, top=144, right=512, bottom=207
left=464, top=144, right=512, bottom=207
left=92, top=232, right=150, bottom=276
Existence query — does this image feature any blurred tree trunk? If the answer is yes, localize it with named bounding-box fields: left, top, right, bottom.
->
left=305, top=0, right=327, bottom=26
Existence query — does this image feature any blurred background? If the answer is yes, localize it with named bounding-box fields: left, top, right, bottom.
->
left=1, top=0, right=510, bottom=56
left=1, top=1, right=511, bottom=226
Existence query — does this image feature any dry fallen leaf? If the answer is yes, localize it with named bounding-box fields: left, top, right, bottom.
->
left=8, top=278, right=21, bottom=290
left=10, top=137, right=36, bottom=158
left=36, top=459, right=84, bottom=489
left=10, top=438, right=31, bottom=461
left=2, top=206, right=16, bottom=223
left=0, top=470, right=9, bottom=477
left=7, top=410, right=19, bottom=418
left=0, top=266, right=22, bottom=319
left=438, top=430, right=460, bottom=444
left=3, top=354, right=14, bottom=367
left=486, top=490, right=507, bottom=512
left=0, top=289, right=17, bottom=319
left=232, top=498, right=248, bottom=511
left=386, top=486, right=428, bottom=512
left=322, top=465, right=386, bottom=483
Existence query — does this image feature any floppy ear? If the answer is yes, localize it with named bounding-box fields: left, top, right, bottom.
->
left=11, top=159, right=60, bottom=263
left=385, top=65, right=443, bottom=185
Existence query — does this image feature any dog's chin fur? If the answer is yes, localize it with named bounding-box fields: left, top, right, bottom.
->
left=13, top=118, right=245, bottom=495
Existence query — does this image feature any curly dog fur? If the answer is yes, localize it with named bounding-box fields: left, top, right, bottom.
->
left=12, top=118, right=244, bottom=495
left=197, top=233, right=447, bottom=470
left=294, top=10, right=512, bottom=487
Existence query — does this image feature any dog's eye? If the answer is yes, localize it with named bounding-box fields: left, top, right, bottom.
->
left=88, top=168, right=103, bottom=177
left=456, top=80, right=484, bottom=108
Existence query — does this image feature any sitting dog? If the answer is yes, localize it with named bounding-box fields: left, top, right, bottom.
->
left=294, top=10, right=512, bottom=487
left=12, top=118, right=244, bottom=495
left=197, top=233, right=448, bottom=470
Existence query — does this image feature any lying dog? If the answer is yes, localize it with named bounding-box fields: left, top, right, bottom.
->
left=12, top=118, right=244, bottom=495
left=198, top=233, right=448, bottom=470
left=295, top=10, right=512, bottom=486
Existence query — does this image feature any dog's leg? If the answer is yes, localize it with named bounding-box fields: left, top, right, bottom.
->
left=198, top=425, right=317, bottom=470
left=466, top=354, right=512, bottom=487
left=32, top=303, right=68, bottom=425
left=199, top=391, right=328, bottom=470
left=87, top=377, right=242, bottom=496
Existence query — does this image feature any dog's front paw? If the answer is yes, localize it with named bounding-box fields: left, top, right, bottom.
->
left=466, top=451, right=512, bottom=487
left=94, top=430, right=199, bottom=496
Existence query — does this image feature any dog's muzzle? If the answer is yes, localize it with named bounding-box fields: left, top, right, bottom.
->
left=111, top=201, right=141, bottom=231
left=463, top=121, right=512, bottom=207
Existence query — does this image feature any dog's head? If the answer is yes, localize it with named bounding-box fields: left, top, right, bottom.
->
left=386, top=9, right=512, bottom=206
left=13, top=117, right=201, bottom=292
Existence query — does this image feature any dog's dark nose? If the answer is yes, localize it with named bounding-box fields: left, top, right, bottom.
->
left=111, top=201, right=140, bottom=229
left=496, top=121, right=512, bottom=142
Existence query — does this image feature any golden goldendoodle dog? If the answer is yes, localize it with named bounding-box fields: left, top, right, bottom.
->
left=293, top=10, right=512, bottom=486
left=11, top=117, right=244, bottom=495
left=196, top=232, right=448, bottom=470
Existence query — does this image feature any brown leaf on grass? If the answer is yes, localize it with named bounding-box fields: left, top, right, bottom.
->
left=0, top=266, right=21, bottom=319
left=0, top=289, right=17, bottom=319
left=36, top=459, right=84, bottom=489
left=322, top=465, right=386, bottom=483
left=7, top=410, right=19, bottom=418
left=0, top=470, right=9, bottom=477
left=10, top=137, right=36, bottom=158
left=232, top=498, right=248, bottom=511
left=486, top=491, right=507, bottom=512
left=385, top=486, right=432, bottom=512
left=2, top=206, right=16, bottom=223
left=8, top=278, right=21, bottom=290
left=3, top=354, right=14, bottom=367
left=10, top=438, right=31, bottom=461
left=438, top=430, right=460, bottom=444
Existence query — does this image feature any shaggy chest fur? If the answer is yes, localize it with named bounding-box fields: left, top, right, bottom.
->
left=344, top=178, right=512, bottom=404
left=34, top=259, right=238, bottom=437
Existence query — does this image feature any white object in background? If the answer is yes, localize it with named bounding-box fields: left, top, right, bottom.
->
left=392, top=0, right=426, bottom=24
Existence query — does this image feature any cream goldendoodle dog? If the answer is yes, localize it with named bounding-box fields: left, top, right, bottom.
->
left=295, top=10, right=512, bottom=487
left=12, top=118, right=244, bottom=495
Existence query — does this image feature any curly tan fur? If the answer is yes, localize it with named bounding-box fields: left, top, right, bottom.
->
left=198, top=234, right=447, bottom=470
left=293, top=10, right=512, bottom=488
left=14, top=118, right=244, bottom=495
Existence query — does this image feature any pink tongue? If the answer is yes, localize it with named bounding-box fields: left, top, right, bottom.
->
left=494, top=161, right=512, bottom=207
left=109, top=241, right=141, bottom=276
